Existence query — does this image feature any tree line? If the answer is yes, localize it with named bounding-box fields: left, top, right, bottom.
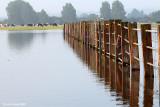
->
left=4, top=0, right=63, bottom=25
left=1, top=0, right=160, bottom=24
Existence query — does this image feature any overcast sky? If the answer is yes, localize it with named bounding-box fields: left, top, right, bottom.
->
left=0, top=0, right=160, bottom=18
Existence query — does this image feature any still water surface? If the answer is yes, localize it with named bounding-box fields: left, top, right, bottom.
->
left=0, top=30, right=159, bottom=107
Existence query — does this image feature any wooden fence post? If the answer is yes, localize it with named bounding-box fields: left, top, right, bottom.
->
left=75, top=22, right=77, bottom=39
left=104, top=21, right=109, bottom=55
left=73, top=23, right=75, bottom=38
left=94, top=21, right=97, bottom=49
left=80, top=21, right=82, bottom=42
left=82, top=22, right=85, bottom=43
left=87, top=21, right=90, bottom=46
left=158, top=25, right=160, bottom=71
left=98, top=21, right=101, bottom=51
left=121, top=22, right=130, bottom=66
left=78, top=22, right=80, bottom=40
left=69, top=24, right=70, bottom=36
left=71, top=23, right=73, bottom=37
left=90, top=21, right=95, bottom=48
left=95, top=21, right=100, bottom=50
left=109, top=20, right=114, bottom=58
left=158, top=25, right=160, bottom=68
left=63, top=23, right=65, bottom=36
left=99, top=21, right=105, bottom=53
left=114, top=20, right=122, bottom=62
left=84, top=21, right=87, bottom=44
left=128, top=23, right=140, bottom=71
left=158, top=25, right=160, bottom=107
left=141, top=24, right=153, bottom=77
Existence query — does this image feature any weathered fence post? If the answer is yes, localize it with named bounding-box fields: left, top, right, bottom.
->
left=68, top=23, right=70, bottom=36
left=78, top=22, right=80, bottom=40
left=95, top=21, right=100, bottom=50
left=84, top=21, right=87, bottom=44
left=87, top=21, right=90, bottom=46
left=73, top=23, right=75, bottom=38
left=63, top=23, right=65, bottom=36
left=99, top=21, right=105, bottom=53
left=158, top=25, right=160, bottom=71
left=104, top=21, right=109, bottom=55
left=114, top=20, right=122, bottom=62
left=141, top=24, right=153, bottom=77
left=90, top=21, right=95, bottom=48
left=80, top=21, right=82, bottom=42
left=94, top=21, right=97, bottom=49
left=121, top=22, right=130, bottom=66
left=109, top=20, right=114, bottom=58
left=158, top=25, right=160, bottom=107
left=75, top=22, right=77, bottom=39
left=82, top=22, right=84, bottom=43
left=128, top=23, right=140, bottom=71
left=98, top=21, right=101, bottom=51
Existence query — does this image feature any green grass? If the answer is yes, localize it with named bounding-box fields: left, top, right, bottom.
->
left=137, top=23, right=160, bottom=28
left=0, top=25, right=64, bottom=30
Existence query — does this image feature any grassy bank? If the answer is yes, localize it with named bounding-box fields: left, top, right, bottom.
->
left=0, top=25, right=64, bottom=30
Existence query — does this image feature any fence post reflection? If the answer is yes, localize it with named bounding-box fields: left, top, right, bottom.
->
left=143, top=77, right=154, bottom=107
left=130, top=69, right=140, bottom=107
left=122, top=66, right=130, bottom=105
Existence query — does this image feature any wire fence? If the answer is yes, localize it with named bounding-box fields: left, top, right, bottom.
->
left=64, top=20, right=160, bottom=78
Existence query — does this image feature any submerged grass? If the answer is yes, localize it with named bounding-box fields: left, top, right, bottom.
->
left=0, top=25, right=64, bottom=30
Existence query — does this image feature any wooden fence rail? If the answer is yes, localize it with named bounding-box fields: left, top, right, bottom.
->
left=64, top=20, right=160, bottom=78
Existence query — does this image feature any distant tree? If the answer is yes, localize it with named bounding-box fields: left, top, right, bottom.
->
left=151, top=10, right=160, bottom=22
left=21, top=2, right=38, bottom=24
left=78, top=14, right=88, bottom=21
left=37, top=9, right=49, bottom=23
left=61, top=3, right=77, bottom=23
left=127, top=17, right=138, bottom=22
left=112, top=0, right=126, bottom=20
left=87, top=14, right=98, bottom=21
left=100, top=1, right=111, bottom=20
left=6, top=0, right=38, bottom=24
left=53, top=17, right=63, bottom=24
left=137, top=16, right=150, bottom=23
left=46, top=16, right=63, bottom=24
left=127, top=8, right=146, bottom=18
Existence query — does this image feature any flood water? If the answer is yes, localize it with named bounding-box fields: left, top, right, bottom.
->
left=0, top=29, right=159, bottom=107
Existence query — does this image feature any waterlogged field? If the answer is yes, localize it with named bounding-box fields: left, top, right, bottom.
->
left=0, top=25, right=63, bottom=30
left=0, top=28, right=159, bottom=107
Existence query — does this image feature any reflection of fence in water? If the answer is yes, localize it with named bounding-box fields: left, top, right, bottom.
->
left=64, top=20, right=159, bottom=106
left=64, top=21, right=160, bottom=78
left=64, top=36, right=156, bottom=106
